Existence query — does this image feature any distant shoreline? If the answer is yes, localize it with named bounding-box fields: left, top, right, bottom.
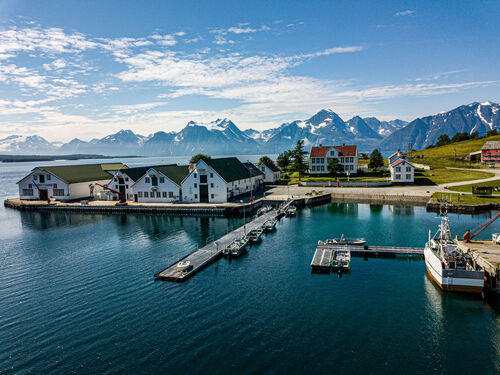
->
left=0, top=154, right=143, bottom=163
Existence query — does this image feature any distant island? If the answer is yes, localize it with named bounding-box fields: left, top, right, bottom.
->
left=0, top=154, right=142, bottom=163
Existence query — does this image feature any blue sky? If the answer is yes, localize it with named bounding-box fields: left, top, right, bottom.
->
left=0, top=0, right=498, bottom=142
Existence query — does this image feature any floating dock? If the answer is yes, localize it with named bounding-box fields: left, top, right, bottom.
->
left=155, top=202, right=292, bottom=282
left=318, top=244, right=424, bottom=257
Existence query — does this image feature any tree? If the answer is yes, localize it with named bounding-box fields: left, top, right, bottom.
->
left=189, top=154, right=211, bottom=164
left=451, top=132, right=469, bottom=143
left=257, top=156, right=272, bottom=166
left=435, top=134, right=451, bottom=147
left=291, top=140, right=308, bottom=180
left=486, top=129, right=498, bottom=137
left=368, top=149, right=384, bottom=169
left=327, top=157, right=343, bottom=177
left=276, top=151, right=291, bottom=171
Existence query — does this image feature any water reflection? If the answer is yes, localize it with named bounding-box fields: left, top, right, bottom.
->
left=388, top=205, right=414, bottom=216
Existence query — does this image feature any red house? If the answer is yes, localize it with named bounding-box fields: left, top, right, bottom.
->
left=481, top=141, right=500, bottom=164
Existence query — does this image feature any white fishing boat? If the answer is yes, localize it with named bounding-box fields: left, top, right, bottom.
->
left=424, top=215, right=484, bottom=293
left=248, top=228, right=263, bottom=243
left=263, top=218, right=277, bottom=232
left=492, top=233, right=500, bottom=244
left=257, top=205, right=272, bottom=216
left=318, top=234, right=366, bottom=246
left=222, top=237, right=249, bottom=257
left=176, top=260, right=193, bottom=272
left=332, top=248, right=351, bottom=271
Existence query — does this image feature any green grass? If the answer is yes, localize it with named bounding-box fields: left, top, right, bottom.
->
left=407, top=134, right=500, bottom=168
left=432, top=192, right=500, bottom=205
left=284, top=171, right=389, bottom=185
left=448, top=179, right=500, bottom=193
left=413, top=168, right=494, bottom=186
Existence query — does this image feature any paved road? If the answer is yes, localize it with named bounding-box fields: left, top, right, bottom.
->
left=267, top=168, right=500, bottom=199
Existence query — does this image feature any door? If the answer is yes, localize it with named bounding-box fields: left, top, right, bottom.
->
left=119, top=185, right=126, bottom=196
left=39, top=175, right=45, bottom=183
left=199, top=185, right=209, bottom=203
left=151, top=176, right=158, bottom=186
left=134, top=194, right=138, bottom=202
left=39, top=189, right=48, bottom=201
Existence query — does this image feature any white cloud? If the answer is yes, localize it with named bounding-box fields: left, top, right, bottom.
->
left=395, top=10, right=414, bottom=17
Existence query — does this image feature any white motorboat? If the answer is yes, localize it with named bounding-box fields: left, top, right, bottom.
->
left=223, top=237, right=249, bottom=257
left=318, top=234, right=366, bottom=246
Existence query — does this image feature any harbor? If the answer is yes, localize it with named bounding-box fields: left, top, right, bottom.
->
left=155, top=202, right=292, bottom=281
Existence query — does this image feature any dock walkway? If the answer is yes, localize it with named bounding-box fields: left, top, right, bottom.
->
left=318, top=244, right=424, bottom=257
left=155, top=202, right=292, bottom=282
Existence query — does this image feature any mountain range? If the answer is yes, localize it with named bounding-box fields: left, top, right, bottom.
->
left=1, top=101, right=498, bottom=155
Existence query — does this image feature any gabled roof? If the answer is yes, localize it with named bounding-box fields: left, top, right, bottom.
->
left=262, top=160, right=280, bottom=172
left=388, top=150, right=402, bottom=159
left=202, top=157, right=251, bottom=182
left=152, top=165, right=190, bottom=186
left=243, top=162, right=264, bottom=177
left=118, top=164, right=176, bottom=182
left=482, top=141, right=500, bottom=150
left=390, top=158, right=414, bottom=168
left=310, top=145, right=358, bottom=158
left=21, top=163, right=126, bottom=184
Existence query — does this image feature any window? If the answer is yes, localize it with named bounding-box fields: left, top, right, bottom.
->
left=126, top=185, right=128, bottom=189
left=169, top=192, right=174, bottom=198
left=330, top=151, right=335, bottom=156
left=395, top=174, right=401, bottom=180
left=194, top=183, right=197, bottom=188
left=200, top=175, right=207, bottom=183
left=22, top=188, right=33, bottom=196
left=156, top=192, right=161, bottom=198
left=395, top=167, right=401, bottom=172
left=162, top=192, right=167, bottom=198
left=406, top=167, right=411, bottom=172
left=53, top=189, right=64, bottom=196
left=125, top=177, right=129, bottom=182
left=145, top=177, right=150, bottom=183
left=47, top=174, right=51, bottom=180
left=210, top=183, right=214, bottom=188
left=194, top=173, right=197, bottom=178
left=160, top=177, right=165, bottom=183
left=144, top=192, right=149, bottom=198
left=210, top=173, right=213, bottom=178
left=138, top=192, right=143, bottom=197
left=311, top=166, right=316, bottom=171
left=406, top=174, right=412, bottom=180
left=194, top=194, right=198, bottom=199
left=33, top=175, right=38, bottom=180
left=39, top=175, right=45, bottom=183
left=211, top=194, right=214, bottom=199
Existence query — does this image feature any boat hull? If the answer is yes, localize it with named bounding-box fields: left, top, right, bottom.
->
left=424, top=247, right=484, bottom=293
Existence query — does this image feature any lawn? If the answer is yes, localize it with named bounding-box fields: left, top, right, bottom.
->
left=284, top=170, right=389, bottom=185
left=407, top=134, right=500, bottom=168
left=448, top=179, right=500, bottom=193
left=431, top=192, right=500, bottom=205
left=414, top=168, right=493, bottom=186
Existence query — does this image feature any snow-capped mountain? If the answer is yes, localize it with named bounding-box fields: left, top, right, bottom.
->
left=363, top=118, right=407, bottom=137
left=243, top=128, right=276, bottom=143
left=0, top=135, right=57, bottom=154
left=379, top=101, right=500, bottom=150
left=345, top=116, right=382, bottom=139
left=59, top=129, right=149, bottom=154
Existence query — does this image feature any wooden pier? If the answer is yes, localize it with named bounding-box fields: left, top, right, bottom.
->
left=318, top=244, right=424, bottom=257
left=155, top=202, right=293, bottom=282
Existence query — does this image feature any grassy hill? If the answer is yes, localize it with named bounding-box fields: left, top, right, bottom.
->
left=406, top=134, right=500, bottom=168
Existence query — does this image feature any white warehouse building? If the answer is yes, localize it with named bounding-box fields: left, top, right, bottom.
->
left=17, top=163, right=126, bottom=201
left=131, top=165, right=190, bottom=203
left=182, top=157, right=261, bottom=203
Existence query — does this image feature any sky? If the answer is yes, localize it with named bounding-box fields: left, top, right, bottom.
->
left=0, top=0, right=499, bottom=142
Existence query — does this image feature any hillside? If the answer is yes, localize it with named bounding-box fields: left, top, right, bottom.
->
left=407, top=134, right=500, bottom=168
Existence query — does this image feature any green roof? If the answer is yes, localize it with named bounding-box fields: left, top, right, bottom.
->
left=202, top=157, right=251, bottom=182
left=119, top=164, right=176, bottom=182
left=38, top=163, right=125, bottom=184
left=153, top=165, right=190, bottom=186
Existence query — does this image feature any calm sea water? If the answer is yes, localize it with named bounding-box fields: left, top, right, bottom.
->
left=0, top=158, right=499, bottom=374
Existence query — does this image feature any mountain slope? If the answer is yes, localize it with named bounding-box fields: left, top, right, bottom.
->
left=363, top=117, right=407, bottom=136
left=379, top=101, right=500, bottom=150
left=0, top=135, right=57, bottom=154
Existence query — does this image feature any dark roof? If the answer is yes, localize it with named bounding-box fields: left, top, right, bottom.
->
left=263, top=160, right=280, bottom=172
left=34, top=163, right=125, bottom=184
left=482, top=141, right=500, bottom=150
left=203, top=157, right=251, bottom=182
left=243, top=162, right=264, bottom=177
left=153, top=165, right=190, bottom=186
left=119, top=164, right=176, bottom=182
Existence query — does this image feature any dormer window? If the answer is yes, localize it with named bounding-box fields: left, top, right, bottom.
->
left=33, top=175, right=38, bottom=181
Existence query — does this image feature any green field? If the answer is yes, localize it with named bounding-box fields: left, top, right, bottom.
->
left=414, top=168, right=494, bottom=185
left=448, top=179, right=500, bottom=193
left=407, top=134, right=500, bottom=168
left=431, top=192, right=500, bottom=205
left=284, top=171, right=389, bottom=185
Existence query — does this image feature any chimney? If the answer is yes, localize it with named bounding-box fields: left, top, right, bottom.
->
left=343, top=143, right=345, bottom=146
left=319, top=144, right=322, bottom=147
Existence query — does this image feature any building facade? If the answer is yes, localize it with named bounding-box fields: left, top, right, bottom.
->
left=17, top=163, right=125, bottom=201
left=481, top=141, right=500, bottom=164
left=181, top=157, right=257, bottom=203
left=259, top=160, right=281, bottom=183
left=131, top=165, right=189, bottom=203
left=308, top=145, right=358, bottom=175
left=389, top=158, right=414, bottom=183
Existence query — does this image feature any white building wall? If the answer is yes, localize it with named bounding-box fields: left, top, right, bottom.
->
left=132, top=170, right=181, bottom=203
left=390, top=161, right=414, bottom=183
left=308, top=148, right=358, bottom=175
left=107, top=171, right=136, bottom=201
left=182, top=160, right=227, bottom=203
left=260, top=164, right=280, bottom=183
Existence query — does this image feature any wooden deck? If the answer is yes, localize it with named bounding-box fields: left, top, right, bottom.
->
left=155, top=202, right=292, bottom=282
left=318, top=244, right=424, bottom=257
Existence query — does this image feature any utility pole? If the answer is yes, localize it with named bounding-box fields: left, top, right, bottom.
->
left=454, top=148, right=456, bottom=163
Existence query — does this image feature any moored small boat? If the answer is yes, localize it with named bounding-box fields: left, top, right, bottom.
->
left=222, top=237, right=249, bottom=257
left=285, top=206, right=297, bottom=216
left=248, top=228, right=263, bottom=243
left=318, top=234, right=366, bottom=246
left=263, top=218, right=277, bottom=232
left=177, top=260, right=193, bottom=272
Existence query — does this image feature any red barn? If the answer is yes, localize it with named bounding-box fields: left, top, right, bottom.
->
left=481, top=141, right=500, bottom=164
